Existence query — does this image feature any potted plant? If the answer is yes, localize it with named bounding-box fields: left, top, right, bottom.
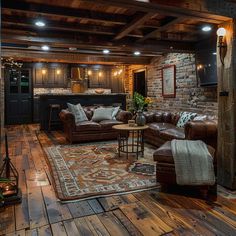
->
left=132, top=92, right=152, bottom=126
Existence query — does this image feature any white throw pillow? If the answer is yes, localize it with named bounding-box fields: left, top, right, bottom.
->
left=67, top=103, right=88, bottom=124
left=112, top=106, right=120, bottom=120
left=92, top=107, right=115, bottom=122
left=176, top=112, right=197, bottom=128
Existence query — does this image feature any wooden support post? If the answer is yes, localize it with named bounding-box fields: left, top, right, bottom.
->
left=217, top=20, right=236, bottom=189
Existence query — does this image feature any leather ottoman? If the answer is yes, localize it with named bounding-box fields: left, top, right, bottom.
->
left=154, top=141, right=217, bottom=199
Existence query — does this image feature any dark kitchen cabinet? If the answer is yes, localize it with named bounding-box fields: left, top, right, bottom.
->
left=33, top=64, right=68, bottom=88
left=5, top=68, right=33, bottom=124
left=33, top=96, right=40, bottom=123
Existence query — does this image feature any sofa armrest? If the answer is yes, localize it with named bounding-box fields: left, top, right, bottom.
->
left=59, top=109, right=76, bottom=130
left=116, top=110, right=132, bottom=123
left=185, top=120, right=217, bottom=149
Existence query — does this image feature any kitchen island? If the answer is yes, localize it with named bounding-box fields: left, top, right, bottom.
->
left=39, top=93, right=127, bottom=130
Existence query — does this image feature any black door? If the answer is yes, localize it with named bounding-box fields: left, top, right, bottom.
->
left=133, top=70, right=146, bottom=96
left=5, top=68, right=33, bottom=124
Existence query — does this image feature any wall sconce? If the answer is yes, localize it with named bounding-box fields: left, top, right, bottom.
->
left=56, top=69, right=61, bottom=75
left=98, top=71, right=102, bottom=77
left=88, top=70, right=92, bottom=76
left=216, top=27, right=227, bottom=66
left=42, top=69, right=47, bottom=75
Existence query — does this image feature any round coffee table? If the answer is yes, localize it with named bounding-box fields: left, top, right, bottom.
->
left=113, top=124, right=148, bottom=159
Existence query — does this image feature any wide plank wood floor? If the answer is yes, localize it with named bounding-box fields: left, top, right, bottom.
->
left=0, top=124, right=236, bottom=236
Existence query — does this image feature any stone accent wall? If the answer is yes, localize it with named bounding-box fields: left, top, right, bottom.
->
left=125, top=53, right=218, bottom=115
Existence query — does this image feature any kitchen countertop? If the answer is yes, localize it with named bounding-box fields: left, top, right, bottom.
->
left=37, top=93, right=128, bottom=96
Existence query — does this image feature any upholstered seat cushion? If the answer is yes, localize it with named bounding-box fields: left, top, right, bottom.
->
left=76, top=121, right=101, bottom=132
left=99, top=120, right=123, bottom=130
left=153, top=141, right=215, bottom=163
left=159, top=127, right=185, bottom=140
left=148, top=123, right=176, bottom=134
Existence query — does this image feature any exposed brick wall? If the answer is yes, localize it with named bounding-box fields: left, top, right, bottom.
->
left=0, top=73, right=4, bottom=163
left=125, top=53, right=218, bottom=115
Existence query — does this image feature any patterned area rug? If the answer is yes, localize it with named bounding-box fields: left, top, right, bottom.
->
left=44, top=142, right=159, bottom=201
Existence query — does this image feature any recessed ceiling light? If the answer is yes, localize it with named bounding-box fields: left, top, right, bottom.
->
left=103, top=49, right=110, bottom=54
left=202, top=25, right=212, bottom=32
left=41, top=45, right=50, bottom=51
left=35, top=21, right=45, bottom=27
left=134, top=51, right=141, bottom=56
left=69, top=47, right=77, bottom=51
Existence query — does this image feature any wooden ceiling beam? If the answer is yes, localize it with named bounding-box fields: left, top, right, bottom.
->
left=2, top=15, right=143, bottom=38
left=82, top=0, right=230, bottom=23
left=114, top=12, right=156, bottom=40
left=1, top=49, right=152, bottom=65
left=2, top=0, right=129, bottom=25
left=137, top=16, right=186, bottom=42
left=2, top=30, right=195, bottom=53
left=2, top=45, right=162, bottom=57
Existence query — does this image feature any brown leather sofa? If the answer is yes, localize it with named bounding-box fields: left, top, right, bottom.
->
left=59, top=106, right=132, bottom=143
left=143, top=111, right=218, bottom=149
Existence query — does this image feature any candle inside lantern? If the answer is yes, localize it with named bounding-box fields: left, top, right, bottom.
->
left=2, top=182, right=17, bottom=197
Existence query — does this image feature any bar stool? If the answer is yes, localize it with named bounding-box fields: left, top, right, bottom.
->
left=48, top=104, right=61, bottom=131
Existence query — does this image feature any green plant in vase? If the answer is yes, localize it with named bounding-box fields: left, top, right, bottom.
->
left=132, top=92, right=152, bottom=126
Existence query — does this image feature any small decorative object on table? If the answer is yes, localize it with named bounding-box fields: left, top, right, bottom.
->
left=128, top=119, right=136, bottom=127
left=0, top=133, right=22, bottom=206
left=132, top=92, right=152, bottom=126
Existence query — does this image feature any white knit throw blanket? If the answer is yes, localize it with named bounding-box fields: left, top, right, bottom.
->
left=171, top=139, right=215, bottom=185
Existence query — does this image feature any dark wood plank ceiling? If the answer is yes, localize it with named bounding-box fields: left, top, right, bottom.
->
left=1, top=0, right=231, bottom=65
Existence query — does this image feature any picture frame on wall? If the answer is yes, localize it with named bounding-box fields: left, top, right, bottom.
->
left=162, top=65, right=176, bottom=98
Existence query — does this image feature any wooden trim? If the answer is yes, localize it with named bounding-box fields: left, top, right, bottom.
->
left=133, top=68, right=147, bottom=97
left=162, top=65, right=176, bottom=98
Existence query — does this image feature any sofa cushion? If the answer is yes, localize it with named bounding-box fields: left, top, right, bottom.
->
left=76, top=121, right=101, bottom=132
left=92, top=107, right=115, bottom=122
left=147, top=123, right=176, bottom=136
left=153, top=112, right=163, bottom=122
left=67, top=103, right=88, bottom=124
left=100, top=120, right=123, bottom=130
left=153, top=141, right=215, bottom=163
left=176, top=112, right=197, bottom=128
left=171, top=113, right=180, bottom=125
left=143, top=112, right=155, bottom=123
left=159, top=127, right=185, bottom=140
left=162, top=112, right=172, bottom=123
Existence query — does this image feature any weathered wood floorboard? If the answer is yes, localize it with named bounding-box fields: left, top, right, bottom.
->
left=0, top=124, right=236, bottom=236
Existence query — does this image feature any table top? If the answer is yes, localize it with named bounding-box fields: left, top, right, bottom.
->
left=112, top=124, right=149, bottom=131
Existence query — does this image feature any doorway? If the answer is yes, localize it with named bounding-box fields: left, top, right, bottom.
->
left=5, top=68, right=33, bottom=124
left=133, top=69, right=146, bottom=97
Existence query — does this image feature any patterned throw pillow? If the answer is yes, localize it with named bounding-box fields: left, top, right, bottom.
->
left=176, top=112, right=197, bottom=128
left=92, top=107, right=115, bottom=122
left=67, top=103, right=88, bottom=124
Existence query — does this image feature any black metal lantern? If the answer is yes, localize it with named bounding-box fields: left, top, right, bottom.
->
left=0, top=134, right=21, bottom=204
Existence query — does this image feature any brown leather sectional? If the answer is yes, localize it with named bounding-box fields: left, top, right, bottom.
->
left=143, top=111, right=218, bottom=149
left=59, top=106, right=132, bottom=143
